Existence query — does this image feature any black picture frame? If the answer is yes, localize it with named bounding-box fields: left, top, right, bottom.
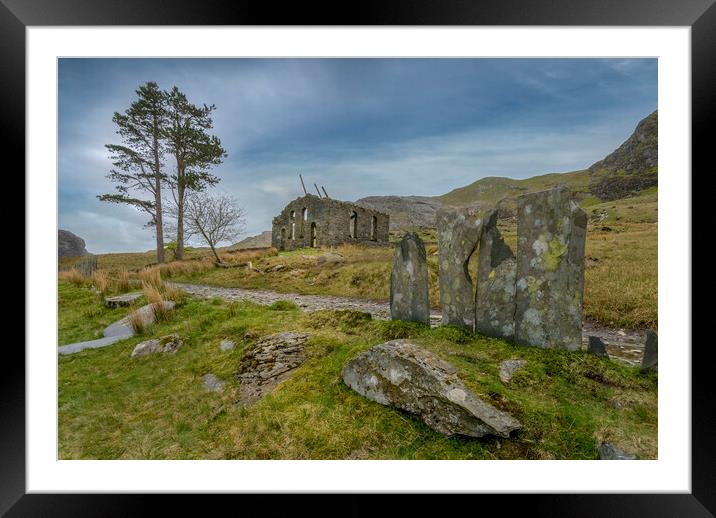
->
left=6, top=0, right=710, bottom=515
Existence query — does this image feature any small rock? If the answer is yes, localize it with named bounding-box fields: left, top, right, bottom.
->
left=587, top=336, right=608, bottom=357
left=641, top=330, right=658, bottom=372
left=499, top=359, right=527, bottom=383
left=219, top=339, right=236, bottom=352
left=237, top=332, right=310, bottom=404
left=598, top=442, right=636, bottom=460
left=342, top=339, right=522, bottom=438
left=104, top=292, right=143, bottom=308
left=265, top=264, right=286, bottom=273
left=131, top=333, right=183, bottom=357
left=202, top=373, right=225, bottom=393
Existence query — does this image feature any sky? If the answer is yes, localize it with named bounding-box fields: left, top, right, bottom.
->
left=58, top=58, right=657, bottom=253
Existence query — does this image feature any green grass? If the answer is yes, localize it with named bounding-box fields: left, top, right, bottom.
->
left=58, top=285, right=657, bottom=460
left=57, top=281, right=144, bottom=345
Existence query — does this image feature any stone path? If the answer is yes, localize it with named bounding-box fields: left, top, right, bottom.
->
left=169, top=282, right=647, bottom=364
left=58, top=302, right=175, bottom=355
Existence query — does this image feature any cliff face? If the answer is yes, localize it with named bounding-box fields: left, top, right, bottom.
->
left=588, top=110, right=658, bottom=200
left=58, top=229, right=89, bottom=257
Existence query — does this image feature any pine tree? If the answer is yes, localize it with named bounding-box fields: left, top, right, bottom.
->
left=98, top=81, right=168, bottom=263
left=163, top=87, right=226, bottom=260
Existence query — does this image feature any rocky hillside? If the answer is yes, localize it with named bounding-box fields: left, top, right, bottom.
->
left=353, top=111, right=657, bottom=228
left=588, top=110, right=658, bottom=200
left=354, top=196, right=442, bottom=230
left=58, top=229, right=89, bottom=257
left=229, top=230, right=273, bottom=250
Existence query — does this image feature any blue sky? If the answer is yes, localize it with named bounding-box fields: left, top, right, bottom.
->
left=58, top=58, right=657, bottom=253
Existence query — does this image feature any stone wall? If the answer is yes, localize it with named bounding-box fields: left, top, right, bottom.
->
left=271, top=193, right=389, bottom=251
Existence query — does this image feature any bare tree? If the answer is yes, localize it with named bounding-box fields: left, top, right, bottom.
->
left=181, top=192, right=246, bottom=264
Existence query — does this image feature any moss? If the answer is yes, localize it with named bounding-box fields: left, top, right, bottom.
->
left=544, top=238, right=568, bottom=272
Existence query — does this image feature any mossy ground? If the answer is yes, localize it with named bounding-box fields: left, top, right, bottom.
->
left=58, top=284, right=657, bottom=460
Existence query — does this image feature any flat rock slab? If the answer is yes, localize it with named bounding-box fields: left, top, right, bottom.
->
left=499, top=359, right=527, bottom=383
left=476, top=211, right=517, bottom=340
left=131, top=333, right=183, bottom=357
left=106, top=301, right=176, bottom=337
left=390, top=232, right=430, bottom=325
left=342, top=339, right=522, bottom=438
left=514, top=187, right=587, bottom=350
left=203, top=373, right=225, bottom=393
left=587, top=336, right=608, bottom=357
left=640, top=330, right=658, bottom=372
left=58, top=334, right=128, bottom=355
left=598, top=442, right=637, bottom=460
left=237, top=332, right=310, bottom=405
left=104, top=292, right=143, bottom=308
left=436, top=207, right=488, bottom=331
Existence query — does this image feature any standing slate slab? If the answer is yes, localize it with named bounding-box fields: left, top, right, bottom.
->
left=640, top=330, right=658, bottom=372
left=436, top=207, right=488, bottom=331
left=390, top=232, right=430, bottom=325
left=514, top=187, right=587, bottom=350
left=475, top=210, right=517, bottom=340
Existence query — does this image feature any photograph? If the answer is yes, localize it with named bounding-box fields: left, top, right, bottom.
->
left=56, top=57, right=659, bottom=461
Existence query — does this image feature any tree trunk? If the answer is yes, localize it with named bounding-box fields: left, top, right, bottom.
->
left=209, top=243, right=221, bottom=264
left=175, top=181, right=185, bottom=261
left=152, top=114, right=165, bottom=263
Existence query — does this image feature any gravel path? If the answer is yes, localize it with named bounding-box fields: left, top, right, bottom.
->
left=170, top=282, right=647, bottom=365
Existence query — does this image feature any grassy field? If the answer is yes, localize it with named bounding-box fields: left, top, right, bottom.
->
left=58, top=283, right=657, bottom=459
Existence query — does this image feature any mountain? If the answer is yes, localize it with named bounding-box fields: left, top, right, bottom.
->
left=354, top=196, right=442, bottom=231
left=58, top=229, right=89, bottom=257
left=229, top=230, right=273, bottom=250
left=587, top=110, right=658, bottom=200
left=353, top=111, right=657, bottom=228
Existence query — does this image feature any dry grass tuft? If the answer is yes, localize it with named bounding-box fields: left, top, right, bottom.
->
left=163, top=285, right=187, bottom=304
left=139, top=267, right=164, bottom=290
left=59, top=268, right=86, bottom=286
left=128, top=310, right=146, bottom=335
left=90, top=270, right=111, bottom=295
left=142, top=281, right=164, bottom=305
left=116, top=269, right=131, bottom=293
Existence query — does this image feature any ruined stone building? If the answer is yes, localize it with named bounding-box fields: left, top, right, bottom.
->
left=271, top=193, right=389, bottom=251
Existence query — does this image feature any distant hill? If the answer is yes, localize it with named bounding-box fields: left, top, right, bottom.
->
left=229, top=230, right=273, bottom=250
left=354, top=196, right=442, bottom=231
left=58, top=229, right=89, bottom=257
left=353, top=111, right=657, bottom=228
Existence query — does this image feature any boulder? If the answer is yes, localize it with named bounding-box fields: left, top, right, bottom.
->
left=58, top=229, right=89, bottom=257
left=390, top=232, right=430, bottom=325
left=106, top=301, right=176, bottom=338
left=598, top=442, right=637, bottom=460
left=342, top=340, right=522, bottom=438
left=104, top=292, right=143, bottom=308
left=237, top=332, right=310, bottom=404
left=587, top=336, right=608, bottom=357
left=436, top=207, right=489, bottom=331
left=499, top=359, right=526, bottom=383
left=131, top=333, right=183, bottom=357
left=475, top=211, right=517, bottom=339
left=514, top=187, right=587, bottom=350
left=640, top=330, right=658, bottom=372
